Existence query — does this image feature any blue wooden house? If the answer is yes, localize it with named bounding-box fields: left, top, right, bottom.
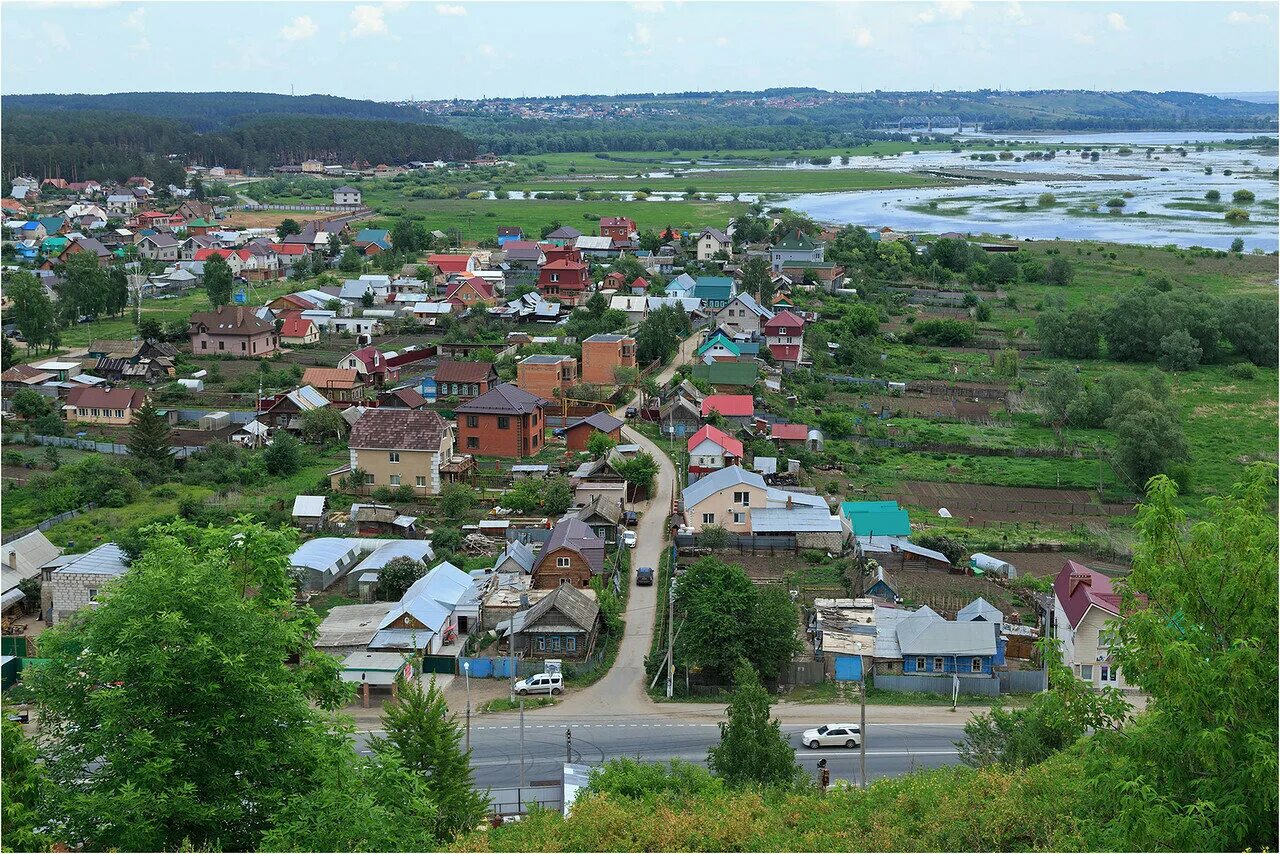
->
left=884, top=605, right=1005, bottom=676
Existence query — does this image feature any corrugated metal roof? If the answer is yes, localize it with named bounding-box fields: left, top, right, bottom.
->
left=750, top=507, right=844, bottom=533
left=682, top=465, right=765, bottom=510
left=292, top=495, right=326, bottom=518
left=53, top=543, right=128, bottom=577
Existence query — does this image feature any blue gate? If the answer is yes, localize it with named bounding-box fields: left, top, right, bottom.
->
left=833, top=655, right=863, bottom=682
left=460, top=656, right=514, bottom=679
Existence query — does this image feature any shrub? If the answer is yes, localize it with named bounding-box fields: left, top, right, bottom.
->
left=1225, top=361, right=1257, bottom=380
left=1232, top=189, right=1255, bottom=203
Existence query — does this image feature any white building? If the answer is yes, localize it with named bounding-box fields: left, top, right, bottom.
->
left=333, top=186, right=362, bottom=206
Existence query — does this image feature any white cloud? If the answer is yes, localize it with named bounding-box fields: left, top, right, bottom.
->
left=280, top=15, right=319, bottom=41
left=478, top=42, right=495, bottom=56
left=129, top=35, right=151, bottom=55
left=124, top=6, right=145, bottom=29
left=850, top=26, right=873, bottom=47
left=435, top=3, right=466, bottom=15
left=630, top=1, right=665, bottom=12
left=42, top=21, right=70, bottom=51
left=1073, top=31, right=1096, bottom=45
left=918, top=1, right=971, bottom=24
left=631, top=22, right=652, bottom=46
left=714, top=35, right=729, bottom=47
left=350, top=5, right=388, bottom=37
left=1226, top=9, right=1269, bottom=24
left=1107, top=12, right=1128, bottom=31
left=917, top=9, right=936, bottom=23
left=1004, top=1, right=1026, bottom=25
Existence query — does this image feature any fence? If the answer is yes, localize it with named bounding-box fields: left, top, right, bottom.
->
left=487, top=785, right=562, bottom=817
left=786, top=659, right=826, bottom=686
left=0, top=502, right=98, bottom=544
left=26, top=435, right=207, bottom=460
left=674, top=533, right=798, bottom=554
left=457, top=651, right=607, bottom=680
left=241, top=203, right=374, bottom=214
left=875, top=674, right=1001, bottom=697
left=859, top=435, right=1081, bottom=459
left=998, top=669, right=1048, bottom=694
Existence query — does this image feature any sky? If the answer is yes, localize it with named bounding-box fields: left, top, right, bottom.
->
left=2, top=1, right=1277, bottom=100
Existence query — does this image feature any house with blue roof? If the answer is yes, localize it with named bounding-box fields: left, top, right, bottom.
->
left=840, top=500, right=911, bottom=537
left=665, top=272, right=697, bottom=298
left=354, top=228, right=392, bottom=254
left=692, top=275, right=734, bottom=308
left=695, top=332, right=741, bottom=361
left=38, top=216, right=66, bottom=237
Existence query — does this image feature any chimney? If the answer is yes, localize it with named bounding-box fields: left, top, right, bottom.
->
left=7, top=550, right=16, bottom=570
left=518, top=593, right=529, bottom=609
left=786, top=495, right=794, bottom=511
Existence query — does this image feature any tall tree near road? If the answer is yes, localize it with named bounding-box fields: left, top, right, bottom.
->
left=707, top=662, right=804, bottom=789
left=203, top=253, right=234, bottom=307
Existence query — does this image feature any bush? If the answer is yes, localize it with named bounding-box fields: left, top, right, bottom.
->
left=1224, top=209, right=1250, bottom=222
left=1232, top=189, right=1255, bottom=203
left=1225, top=361, right=1257, bottom=380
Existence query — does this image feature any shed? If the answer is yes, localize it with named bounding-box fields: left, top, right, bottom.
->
left=292, top=495, right=327, bottom=531
left=200, top=410, right=231, bottom=431
left=805, top=429, right=824, bottom=452
left=957, top=597, right=1004, bottom=626
left=178, top=378, right=205, bottom=392
left=969, top=553, right=1017, bottom=578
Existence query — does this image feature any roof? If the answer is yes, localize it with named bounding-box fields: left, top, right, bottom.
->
left=280, top=316, right=317, bottom=338
left=66, top=385, right=146, bottom=411
left=773, top=229, right=821, bottom=251
left=434, top=359, right=496, bottom=383
left=687, top=424, right=743, bottom=458
left=52, top=543, right=129, bottom=577
left=535, top=518, right=605, bottom=575
left=189, top=305, right=274, bottom=335
left=1053, top=561, right=1125, bottom=629
left=333, top=185, right=360, bottom=193
left=700, top=227, right=730, bottom=243
left=446, top=276, right=496, bottom=301
left=455, top=383, right=545, bottom=415
left=427, top=253, right=473, bottom=273
left=840, top=500, right=911, bottom=537
left=545, top=225, right=582, bottom=240
left=349, top=408, right=449, bottom=451
left=727, top=292, right=774, bottom=320
left=750, top=507, right=844, bottom=534
left=770, top=423, right=809, bottom=442
left=505, top=583, right=600, bottom=635
left=574, top=235, right=614, bottom=251
left=403, top=561, right=477, bottom=612
left=575, top=493, right=623, bottom=525
left=520, top=354, right=575, bottom=365
left=693, top=276, right=734, bottom=299
left=292, top=495, right=327, bottom=518
left=701, top=394, right=753, bottom=417
left=957, top=597, right=1004, bottom=623
left=494, top=540, right=536, bottom=574
left=339, top=650, right=411, bottom=685
left=696, top=334, right=741, bottom=358
left=140, top=232, right=179, bottom=248
left=897, top=611, right=997, bottom=657
left=764, top=309, right=806, bottom=330
left=290, top=538, right=361, bottom=572
left=583, top=333, right=632, bottom=344
left=2, top=531, right=61, bottom=591
left=692, top=361, right=758, bottom=387
left=568, top=411, right=624, bottom=435
left=502, top=241, right=544, bottom=262
left=354, top=541, right=435, bottom=575
left=1, top=364, right=53, bottom=385
left=682, top=465, right=766, bottom=510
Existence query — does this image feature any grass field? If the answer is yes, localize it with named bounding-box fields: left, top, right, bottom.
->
left=510, top=168, right=949, bottom=195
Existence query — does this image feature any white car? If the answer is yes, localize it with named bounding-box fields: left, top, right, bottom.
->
left=514, top=672, right=563, bottom=696
left=801, top=723, right=861, bottom=749
left=622, top=530, right=637, bottom=548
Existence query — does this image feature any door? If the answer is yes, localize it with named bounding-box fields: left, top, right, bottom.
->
left=834, top=655, right=862, bottom=682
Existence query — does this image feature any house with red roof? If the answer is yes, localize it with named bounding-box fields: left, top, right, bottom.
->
left=445, top=275, right=497, bottom=308
left=598, top=216, right=637, bottom=242
left=341, top=346, right=399, bottom=387
left=64, top=385, right=147, bottom=426
left=769, top=422, right=809, bottom=444
left=267, top=242, right=310, bottom=269
left=537, top=257, right=591, bottom=307
left=687, top=424, right=743, bottom=477
left=700, top=394, right=754, bottom=426
left=426, top=253, right=477, bottom=276
left=1052, top=561, right=1140, bottom=691
left=279, top=314, right=320, bottom=345
left=763, top=309, right=806, bottom=370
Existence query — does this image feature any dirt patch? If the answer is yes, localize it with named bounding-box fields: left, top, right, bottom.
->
left=889, top=568, right=1040, bottom=625
left=886, top=480, right=1133, bottom=527
left=987, top=550, right=1131, bottom=579
left=220, top=210, right=334, bottom=229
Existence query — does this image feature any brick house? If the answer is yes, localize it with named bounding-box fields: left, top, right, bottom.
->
left=50, top=543, right=130, bottom=625
left=188, top=305, right=279, bottom=357
left=444, top=276, right=497, bottom=308
left=763, top=309, right=806, bottom=369
left=580, top=333, right=636, bottom=385
left=63, top=385, right=147, bottom=426
left=331, top=408, right=455, bottom=496
left=537, top=257, right=591, bottom=307
left=433, top=359, right=498, bottom=400
left=301, top=367, right=368, bottom=403
left=516, top=354, right=577, bottom=401
left=563, top=411, right=624, bottom=452
left=598, top=216, right=637, bottom=242
left=136, top=232, right=180, bottom=262
left=530, top=518, right=605, bottom=590
left=454, top=383, right=546, bottom=458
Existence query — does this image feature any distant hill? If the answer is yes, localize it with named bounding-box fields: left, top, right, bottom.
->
left=1213, top=91, right=1280, bottom=105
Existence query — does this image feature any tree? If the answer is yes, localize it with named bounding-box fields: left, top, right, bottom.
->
left=2, top=716, right=49, bottom=852
left=615, top=451, right=659, bottom=495
left=299, top=407, right=347, bottom=444
left=988, top=252, right=1019, bottom=284
left=739, top=256, right=770, bottom=300
left=11, top=388, right=50, bottom=419
left=377, top=556, right=427, bottom=600
left=262, top=431, right=303, bottom=476
left=1106, top=390, right=1188, bottom=487
left=104, top=264, right=130, bottom=317
left=1041, top=365, right=1083, bottom=423
left=1230, top=237, right=1245, bottom=253
left=1220, top=296, right=1279, bottom=367
left=587, top=430, right=617, bottom=459
left=1231, top=188, right=1255, bottom=203
left=1, top=335, right=13, bottom=370
left=368, top=676, right=489, bottom=841
left=635, top=304, right=690, bottom=365
left=7, top=270, right=59, bottom=352
left=338, top=247, right=364, bottom=272
left=1156, top=328, right=1201, bottom=372
left=842, top=303, right=880, bottom=337
left=390, top=217, right=420, bottom=253
left=1037, top=192, right=1056, bottom=206
left=706, top=662, right=804, bottom=789
left=1204, top=189, right=1221, bottom=202
left=26, top=520, right=352, bottom=851
left=439, top=482, right=477, bottom=519
left=277, top=218, right=302, bottom=240
left=203, top=253, right=234, bottom=307
left=1043, top=256, right=1075, bottom=286
left=542, top=476, right=573, bottom=516
left=1084, top=467, right=1278, bottom=851
left=127, top=399, right=174, bottom=476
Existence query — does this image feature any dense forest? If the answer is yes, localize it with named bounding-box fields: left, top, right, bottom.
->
left=1, top=110, right=476, bottom=181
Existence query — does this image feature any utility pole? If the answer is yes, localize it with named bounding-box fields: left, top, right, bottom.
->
left=565, top=727, right=572, bottom=764
left=666, top=578, right=676, bottom=698
left=859, top=659, right=867, bottom=788
left=463, top=661, right=472, bottom=752
left=518, top=697, right=526, bottom=789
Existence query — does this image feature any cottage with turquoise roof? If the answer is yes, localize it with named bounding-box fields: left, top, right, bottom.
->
left=692, top=275, right=734, bottom=308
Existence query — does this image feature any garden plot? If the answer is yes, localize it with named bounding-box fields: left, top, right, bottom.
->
left=887, top=480, right=1134, bottom=527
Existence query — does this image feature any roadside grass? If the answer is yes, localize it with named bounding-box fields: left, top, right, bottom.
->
left=864, top=687, right=1026, bottom=707
left=480, top=696, right=556, bottom=714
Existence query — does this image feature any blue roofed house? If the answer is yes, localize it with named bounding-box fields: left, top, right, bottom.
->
left=491, top=539, right=536, bottom=575
left=38, top=216, right=67, bottom=237
left=354, top=228, right=392, bottom=254
left=692, top=275, right=734, bottom=309
left=840, top=500, right=911, bottom=537
left=874, top=605, right=1005, bottom=680
left=665, top=272, right=697, bottom=299
left=496, top=226, right=525, bottom=246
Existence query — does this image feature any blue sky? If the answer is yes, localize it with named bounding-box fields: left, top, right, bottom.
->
left=2, top=1, right=1276, bottom=100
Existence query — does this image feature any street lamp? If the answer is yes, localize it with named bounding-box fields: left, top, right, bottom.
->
left=463, top=660, right=472, bottom=752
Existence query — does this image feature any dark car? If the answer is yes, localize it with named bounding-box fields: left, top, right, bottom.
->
left=622, top=510, right=639, bottom=526
left=625, top=407, right=639, bottom=419
left=636, top=566, right=655, bottom=586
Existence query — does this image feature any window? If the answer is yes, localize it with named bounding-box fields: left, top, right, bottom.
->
left=551, top=635, right=561, bottom=652
left=550, top=273, right=559, bottom=282
left=934, top=657, right=944, bottom=672
left=702, top=513, right=715, bottom=524
left=388, top=452, right=400, bottom=463
left=415, top=476, right=426, bottom=487
left=240, top=341, right=246, bottom=351
left=971, top=657, right=983, bottom=673
left=465, top=415, right=479, bottom=428
left=115, top=409, right=124, bottom=419
left=1101, top=665, right=1117, bottom=682
left=567, top=636, right=576, bottom=652
left=466, top=437, right=479, bottom=449
left=537, top=635, right=546, bottom=652
left=364, top=473, right=375, bottom=485
left=732, top=491, right=751, bottom=506
left=390, top=475, right=400, bottom=486
left=531, top=432, right=539, bottom=447
left=201, top=341, right=208, bottom=350
left=218, top=341, right=225, bottom=351
left=557, top=557, right=571, bottom=569
left=497, top=416, right=510, bottom=430
left=915, top=656, right=925, bottom=671
left=88, top=588, right=98, bottom=601
left=1080, top=664, right=1094, bottom=680
left=732, top=512, right=746, bottom=524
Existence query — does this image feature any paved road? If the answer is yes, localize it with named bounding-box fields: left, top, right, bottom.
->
left=356, top=717, right=966, bottom=789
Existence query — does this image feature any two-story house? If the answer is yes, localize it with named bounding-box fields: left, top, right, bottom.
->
left=444, top=276, right=497, bottom=308
left=136, top=232, right=180, bottom=262
left=714, top=292, right=774, bottom=337
left=333, top=408, right=455, bottom=496
left=770, top=229, right=825, bottom=272
left=341, top=346, right=399, bottom=387
left=686, top=424, right=743, bottom=478
left=1052, top=561, right=1137, bottom=690
left=333, top=186, right=362, bottom=206
left=188, top=305, right=279, bottom=358
left=530, top=518, right=605, bottom=590
left=598, top=216, right=637, bottom=242
left=433, top=359, right=498, bottom=400
left=517, top=354, right=577, bottom=401
left=581, top=333, right=636, bottom=385
left=537, top=258, right=591, bottom=307
left=454, top=383, right=546, bottom=458
left=763, top=309, right=806, bottom=369
left=692, top=276, right=735, bottom=309
left=696, top=227, right=731, bottom=261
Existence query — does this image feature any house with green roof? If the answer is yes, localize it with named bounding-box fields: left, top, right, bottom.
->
left=355, top=228, right=392, bottom=254
left=839, top=500, right=911, bottom=537
left=38, top=216, right=67, bottom=237
left=695, top=333, right=741, bottom=360
left=770, top=228, right=825, bottom=272
left=692, top=276, right=734, bottom=308
left=40, top=236, right=69, bottom=257
left=692, top=360, right=758, bottom=389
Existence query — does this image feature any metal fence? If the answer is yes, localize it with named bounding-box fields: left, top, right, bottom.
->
left=26, top=435, right=207, bottom=460
left=674, top=533, right=798, bottom=554
left=487, top=785, right=562, bottom=817
left=874, top=674, right=1001, bottom=697
left=0, top=502, right=98, bottom=544
left=998, top=669, right=1048, bottom=694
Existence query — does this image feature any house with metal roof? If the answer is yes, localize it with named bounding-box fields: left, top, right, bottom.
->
left=50, top=543, right=129, bottom=624
left=2, top=531, right=61, bottom=614
left=492, top=540, right=536, bottom=575
left=957, top=597, right=1004, bottom=626
left=1052, top=561, right=1139, bottom=691
left=692, top=359, right=759, bottom=390
left=714, top=292, right=774, bottom=336
left=695, top=332, right=742, bottom=361
left=531, top=518, right=605, bottom=590
left=681, top=465, right=842, bottom=541
left=291, top=495, right=327, bottom=531
left=840, top=500, right=911, bottom=538
left=700, top=393, right=754, bottom=423
left=495, top=583, right=601, bottom=660
left=692, top=275, right=735, bottom=308
left=770, top=229, right=825, bottom=272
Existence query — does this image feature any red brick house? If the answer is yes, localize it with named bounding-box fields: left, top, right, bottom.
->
left=188, top=305, right=279, bottom=357
left=538, top=258, right=591, bottom=306
left=530, top=518, right=605, bottom=590
left=598, top=216, right=637, bottom=242
left=454, top=383, right=546, bottom=459
left=433, top=359, right=498, bottom=400
left=581, top=333, right=636, bottom=385
left=564, top=411, right=624, bottom=452
left=444, top=276, right=496, bottom=308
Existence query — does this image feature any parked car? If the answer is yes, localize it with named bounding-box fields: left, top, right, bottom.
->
left=514, top=673, right=563, bottom=696
left=625, top=407, right=639, bottom=418
left=622, top=530, right=637, bottom=548
left=622, top=510, right=639, bottom=526
left=636, top=566, right=654, bottom=586
left=800, top=723, right=861, bottom=749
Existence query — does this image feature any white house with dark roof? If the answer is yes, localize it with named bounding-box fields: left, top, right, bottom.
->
left=333, top=186, right=362, bottom=206
left=697, top=227, right=731, bottom=261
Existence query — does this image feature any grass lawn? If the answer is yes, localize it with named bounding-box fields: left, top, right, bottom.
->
left=480, top=696, right=556, bottom=714
left=309, top=592, right=359, bottom=618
